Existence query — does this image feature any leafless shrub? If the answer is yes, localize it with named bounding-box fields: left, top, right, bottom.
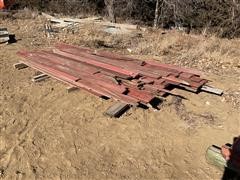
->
left=13, top=0, right=240, bottom=38
left=153, top=0, right=240, bottom=37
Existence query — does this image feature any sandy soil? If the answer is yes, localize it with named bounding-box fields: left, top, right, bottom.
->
left=0, top=14, right=240, bottom=179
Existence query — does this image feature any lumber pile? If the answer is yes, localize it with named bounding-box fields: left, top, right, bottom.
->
left=16, top=43, right=222, bottom=114
left=41, top=13, right=144, bottom=34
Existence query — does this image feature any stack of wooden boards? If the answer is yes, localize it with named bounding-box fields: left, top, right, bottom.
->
left=17, top=43, right=222, bottom=110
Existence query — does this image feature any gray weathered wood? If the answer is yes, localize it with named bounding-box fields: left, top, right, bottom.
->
left=0, top=31, right=9, bottom=36
left=13, top=63, right=28, bottom=70
left=0, top=28, right=9, bottom=43
left=105, top=102, right=130, bottom=118
left=0, top=28, right=7, bottom=31
left=0, top=36, right=9, bottom=43
left=201, top=85, right=223, bottom=95
left=32, top=74, right=49, bottom=82
left=154, top=0, right=160, bottom=28
left=104, top=0, right=116, bottom=23
left=67, top=86, right=79, bottom=93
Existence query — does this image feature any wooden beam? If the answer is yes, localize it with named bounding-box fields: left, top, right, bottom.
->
left=0, top=28, right=9, bottom=43
left=13, top=63, right=28, bottom=70
left=32, top=74, right=49, bottom=82
left=66, top=86, right=79, bottom=93
left=201, top=85, right=223, bottom=96
left=104, top=102, right=130, bottom=118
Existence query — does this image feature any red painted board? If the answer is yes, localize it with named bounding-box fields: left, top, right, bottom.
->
left=189, top=79, right=208, bottom=88
left=53, top=49, right=139, bottom=78
left=53, top=47, right=159, bottom=80
left=20, top=60, right=79, bottom=82
left=143, top=84, right=176, bottom=97
left=20, top=51, right=129, bottom=94
left=20, top=59, right=121, bottom=98
left=36, top=51, right=101, bottom=74
left=55, top=43, right=141, bottom=63
left=54, top=47, right=141, bottom=68
left=127, top=87, right=154, bottom=103
left=39, top=51, right=131, bottom=79
left=145, top=60, right=202, bottom=76
left=54, top=46, right=174, bottom=79
left=179, top=72, right=195, bottom=79
left=163, top=76, right=190, bottom=86
left=19, top=56, right=122, bottom=98
left=139, top=77, right=155, bottom=84
left=153, top=79, right=166, bottom=85
left=190, top=75, right=205, bottom=83
left=102, top=88, right=140, bottom=105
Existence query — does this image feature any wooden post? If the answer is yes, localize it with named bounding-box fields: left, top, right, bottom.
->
left=104, top=0, right=116, bottom=23
left=154, top=0, right=160, bottom=28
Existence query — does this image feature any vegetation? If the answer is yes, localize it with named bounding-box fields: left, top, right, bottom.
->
left=14, top=0, right=240, bottom=38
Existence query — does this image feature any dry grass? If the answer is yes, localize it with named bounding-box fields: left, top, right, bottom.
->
left=2, top=12, right=239, bottom=76
left=50, top=22, right=240, bottom=76
left=2, top=14, right=239, bottom=109
left=56, top=24, right=240, bottom=76
left=1, top=14, right=240, bottom=180
left=130, top=30, right=240, bottom=75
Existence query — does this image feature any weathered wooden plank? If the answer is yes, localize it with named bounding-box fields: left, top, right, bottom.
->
left=32, top=74, right=49, bottom=82
left=53, top=49, right=139, bottom=78
left=105, top=102, right=130, bottom=118
left=0, top=28, right=9, bottom=43
left=0, top=31, right=8, bottom=36
left=0, top=36, right=9, bottom=43
left=66, top=86, right=79, bottom=93
left=13, top=63, right=28, bottom=70
left=127, top=87, right=154, bottom=104
left=146, top=60, right=203, bottom=76
left=201, top=85, right=223, bottom=96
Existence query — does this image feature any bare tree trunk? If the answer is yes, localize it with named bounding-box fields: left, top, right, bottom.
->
left=154, top=0, right=160, bottom=28
left=104, top=0, right=116, bottom=23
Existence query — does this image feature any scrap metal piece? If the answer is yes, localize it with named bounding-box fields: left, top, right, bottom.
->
left=201, top=85, right=223, bottom=96
left=105, top=102, right=130, bottom=118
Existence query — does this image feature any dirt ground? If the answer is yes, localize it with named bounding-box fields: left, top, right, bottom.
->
left=0, top=13, right=240, bottom=179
